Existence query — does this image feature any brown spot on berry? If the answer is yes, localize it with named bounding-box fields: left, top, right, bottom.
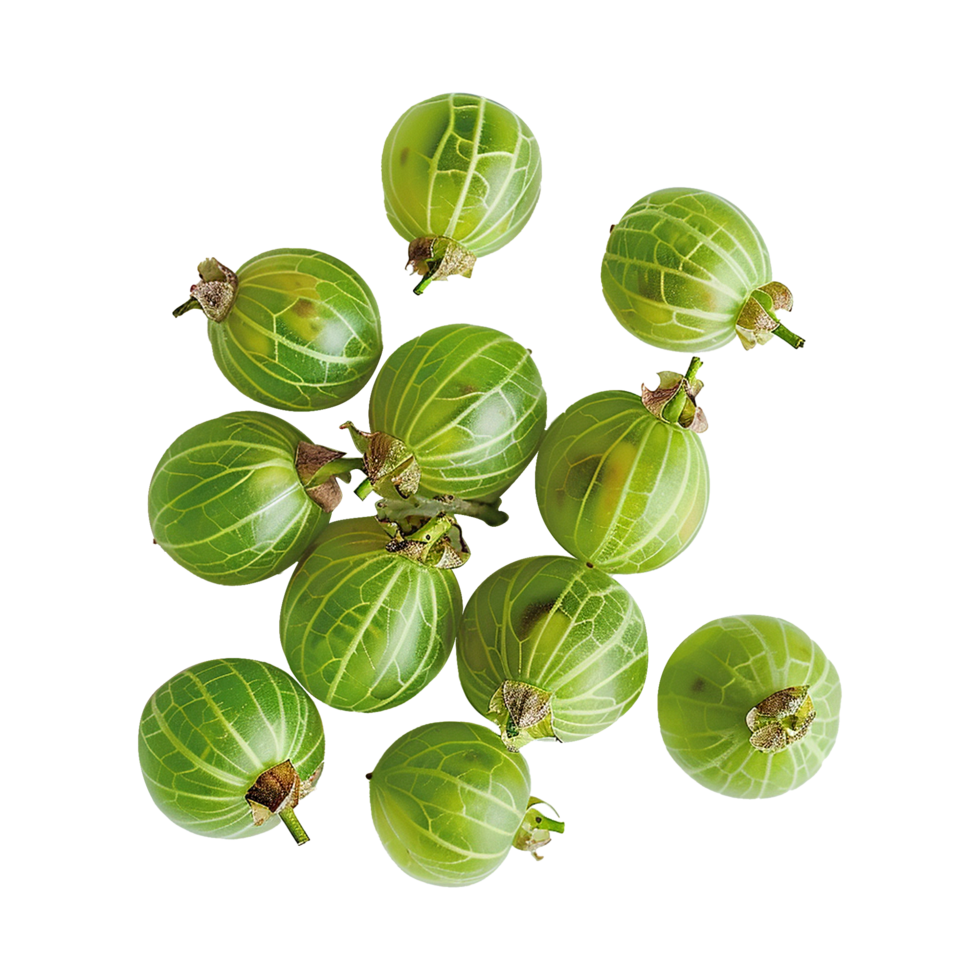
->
left=516, top=600, right=556, bottom=640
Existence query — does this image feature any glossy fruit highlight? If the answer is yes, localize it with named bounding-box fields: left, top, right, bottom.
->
left=280, top=518, right=463, bottom=712
left=368, top=721, right=563, bottom=886
left=456, top=556, right=649, bottom=750
left=534, top=358, right=709, bottom=573
left=601, top=188, right=803, bottom=352
left=365, top=324, right=547, bottom=501
left=138, top=658, right=324, bottom=844
left=148, top=411, right=341, bottom=585
left=658, top=615, right=841, bottom=798
left=382, top=93, right=542, bottom=293
left=173, top=249, right=382, bottom=411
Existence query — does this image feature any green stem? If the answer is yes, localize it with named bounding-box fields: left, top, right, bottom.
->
left=376, top=493, right=509, bottom=528
left=310, top=458, right=364, bottom=485
left=661, top=356, right=702, bottom=424
left=745, top=288, right=804, bottom=349
left=527, top=796, right=568, bottom=834
left=413, top=274, right=434, bottom=296
left=773, top=323, right=806, bottom=348
left=172, top=298, right=202, bottom=318
left=278, top=806, right=309, bottom=845
left=407, top=236, right=475, bottom=293
left=533, top=814, right=565, bottom=834
left=354, top=478, right=373, bottom=500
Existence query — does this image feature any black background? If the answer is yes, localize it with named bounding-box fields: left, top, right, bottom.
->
left=136, top=90, right=844, bottom=899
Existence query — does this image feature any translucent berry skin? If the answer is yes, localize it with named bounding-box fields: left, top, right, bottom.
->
left=658, top=615, right=842, bottom=799
left=368, top=324, right=547, bottom=500
left=601, top=188, right=772, bottom=352
left=138, top=658, right=324, bottom=839
left=369, top=721, right=533, bottom=887
left=381, top=93, right=542, bottom=257
left=208, top=249, right=382, bottom=412
left=148, top=411, right=331, bottom=585
left=280, top=518, right=462, bottom=712
left=456, top=556, right=649, bottom=744
left=535, top=391, right=708, bottom=573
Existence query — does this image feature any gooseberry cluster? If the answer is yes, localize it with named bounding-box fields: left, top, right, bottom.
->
left=139, top=92, right=841, bottom=882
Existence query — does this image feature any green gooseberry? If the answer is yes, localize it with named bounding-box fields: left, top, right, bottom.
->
left=173, top=249, right=382, bottom=411
left=534, top=357, right=709, bottom=574
left=148, top=411, right=345, bottom=585
left=456, top=556, right=649, bottom=750
left=601, top=188, right=804, bottom=352
left=658, top=615, right=841, bottom=798
left=381, top=93, right=542, bottom=294
left=280, top=517, right=463, bottom=712
left=138, top=658, right=324, bottom=844
left=361, top=324, right=547, bottom=502
left=368, top=721, right=564, bottom=886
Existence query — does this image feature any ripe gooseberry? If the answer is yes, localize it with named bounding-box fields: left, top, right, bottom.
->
left=381, top=93, right=542, bottom=294
left=173, top=249, right=382, bottom=411
left=148, top=411, right=347, bottom=585
left=368, top=721, right=563, bottom=886
left=601, top=188, right=804, bottom=352
left=138, top=658, right=324, bottom=844
left=534, top=357, right=709, bottom=573
left=456, top=556, right=648, bottom=750
left=351, top=324, right=546, bottom=506
left=658, top=615, right=841, bottom=798
left=280, top=517, right=465, bottom=712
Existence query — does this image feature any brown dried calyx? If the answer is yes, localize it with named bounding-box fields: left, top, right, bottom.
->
left=736, top=281, right=804, bottom=350
left=641, top=356, right=708, bottom=432
left=746, top=685, right=815, bottom=752
left=173, top=258, right=239, bottom=321
left=406, top=236, right=477, bottom=295
left=295, top=441, right=347, bottom=513
left=341, top=422, right=420, bottom=499
left=245, top=759, right=322, bottom=846
left=245, top=760, right=321, bottom=827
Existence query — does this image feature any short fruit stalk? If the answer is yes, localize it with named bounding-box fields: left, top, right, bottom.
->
left=643, top=355, right=708, bottom=430
left=736, top=281, right=804, bottom=350
left=294, top=441, right=358, bottom=514
left=245, top=760, right=320, bottom=845
left=341, top=422, right=509, bottom=529
left=407, top=236, right=477, bottom=295
left=378, top=513, right=471, bottom=569
left=173, top=257, right=238, bottom=320
left=512, top=798, right=565, bottom=861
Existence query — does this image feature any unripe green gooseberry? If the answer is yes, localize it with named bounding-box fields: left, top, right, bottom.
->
left=280, top=518, right=462, bottom=712
left=381, top=93, right=542, bottom=294
left=365, top=324, right=547, bottom=501
left=138, top=658, right=324, bottom=844
left=368, top=721, right=563, bottom=886
left=456, top=556, right=648, bottom=750
left=534, top=360, right=709, bottom=574
left=173, top=249, right=382, bottom=411
left=148, top=411, right=341, bottom=585
left=601, top=188, right=804, bottom=352
left=658, top=615, right=841, bottom=798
